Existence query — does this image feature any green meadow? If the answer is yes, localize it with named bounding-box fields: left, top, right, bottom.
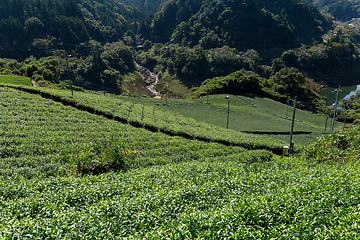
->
left=1, top=76, right=360, bottom=238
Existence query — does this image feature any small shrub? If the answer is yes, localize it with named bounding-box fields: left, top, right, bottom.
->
left=303, top=126, right=360, bottom=163
left=74, top=141, right=139, bottom=175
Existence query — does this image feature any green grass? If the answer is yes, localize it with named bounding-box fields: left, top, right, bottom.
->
left=303, top=125, right=360, bottom=163
left=0, top=75, right=32, bottom=86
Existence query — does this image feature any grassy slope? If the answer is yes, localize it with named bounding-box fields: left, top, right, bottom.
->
left=114, top=93, right=329, bottom=146
left=1, top=82, right=360, bottom=237
left=0, top=75, right=33, bottom=86
left=0, top=75, right=330, bottom=146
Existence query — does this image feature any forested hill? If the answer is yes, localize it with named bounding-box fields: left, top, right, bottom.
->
left=306, top=0, right=360, bottom=20
left=0, top=0, right=141, bottom=58
left=116, top=0, right=168, bottom=13
left=1, top=0, right=357, bottom=115
left=153, top=0, right=333, bottom=50
left=0, top=0, right=332, bottom=57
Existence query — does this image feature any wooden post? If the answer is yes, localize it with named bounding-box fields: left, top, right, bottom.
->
left=289, top=96, right=297, bottom=154
left=331, top=85, right=341, bottom=132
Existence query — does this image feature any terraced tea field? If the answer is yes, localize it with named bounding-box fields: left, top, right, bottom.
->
left=8, top=85, right=286, bottom=152
left=0, top=87, right=272, bottom=179
left=1, top=80, right=360, bottom=238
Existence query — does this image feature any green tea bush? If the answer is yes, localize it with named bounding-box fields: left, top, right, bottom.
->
left=74, top=140, right=139, bottom=175
left=2, top=158, right=360, bottom=238
left=7, top=85, right=285, bottom=153
left=3, top=86, right=360, bottom=238
left=303, top=126, right=360, bottom=163
left=0, top=86, right=261, bottom=179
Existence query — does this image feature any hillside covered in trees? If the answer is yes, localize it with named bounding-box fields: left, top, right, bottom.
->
left=116, top=0, right=168, bottom=13
left=156, top=0, right=332, bottom=50
left=306, top=0, right=360, bottom=20
left=0, top=0, right=142, bottom=58
left=2, top=0, right=360, bottom=114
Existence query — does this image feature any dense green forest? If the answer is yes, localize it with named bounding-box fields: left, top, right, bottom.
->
left=2, top=0, right=360, bottom=115
left=306, top=0, right=360, bottom=20
left=0, top=0, right=142, bottom=57
left=168, top=0, right=331, bottom=50
left=116, top=0, right=168, bottom=13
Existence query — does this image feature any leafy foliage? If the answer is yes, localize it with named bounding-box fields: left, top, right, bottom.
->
left=279, top=22, right=360, bottom=85
left=306, top=0, right=360, bottom=20
left=0, top=0, right=139, bottom=57
left=0, top=41, right=135, bottom=92
left=116, top=0, right=168, bottom=13
left=135, top=44, right=255, bottom=87
left=338, top=90, right=360, bottom=122
left=74, top=41, right=135, bottom=92
left=151, top=0, right=206, bottom=39
left=2, top=153, right=360, bottom=238
left=75, top=140, right=139, bottom=175
left=0, top=57, right=60, bottom=84
left=186, top=68, right=326, bottom=112
left=166, top=0, right=331, bottom=50
left=303, top=125, right=360, bottom=163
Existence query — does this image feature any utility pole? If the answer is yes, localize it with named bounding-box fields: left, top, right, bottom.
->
left=226, top=96, right=230, bottom=129
left=66, top=55, right=73, bottom=95
left=325, top=115, right=329, bottom=132
left=331, top=85, right=342, bottom=132
left=325, top=105, right=332, bottom=132
left=101, top=78, right=105, bottom=96
left=289, top=96, right=297, bottom=155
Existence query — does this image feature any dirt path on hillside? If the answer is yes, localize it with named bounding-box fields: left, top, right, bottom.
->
left=135, top=62, right=161, bottom=98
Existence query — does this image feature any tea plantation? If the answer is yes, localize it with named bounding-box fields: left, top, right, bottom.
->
left=1, top=82, right=360, bottom=238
